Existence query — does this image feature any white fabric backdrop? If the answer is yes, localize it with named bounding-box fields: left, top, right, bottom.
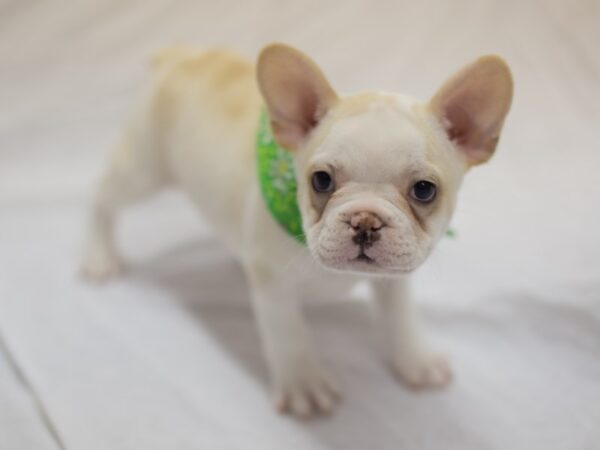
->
left=1, top=1, right=599, bottom=449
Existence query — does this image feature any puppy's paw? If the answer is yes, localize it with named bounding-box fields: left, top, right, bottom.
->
left=273, top=364, right=341, bottom=419
left=392, top=351, right=453, bottom=390
left=80, top=244, right=123, bottom=282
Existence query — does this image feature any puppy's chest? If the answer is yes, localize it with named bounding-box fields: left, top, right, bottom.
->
left=280, top=253, right=364, bottom=302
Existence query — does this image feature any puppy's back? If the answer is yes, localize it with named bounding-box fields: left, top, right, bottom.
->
left=146, top=47, right=263, bottom=249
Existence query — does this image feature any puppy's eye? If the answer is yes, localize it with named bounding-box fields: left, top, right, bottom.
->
left=411, top=180, right=437, bottom=203
left=311, top=170, right=334, bottom=193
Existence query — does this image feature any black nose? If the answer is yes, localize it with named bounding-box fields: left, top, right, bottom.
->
left=350, top=212, right=383, bottom=248
left=353, top=229, right=380, bottom=247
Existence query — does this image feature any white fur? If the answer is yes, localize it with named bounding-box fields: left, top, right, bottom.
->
left=81, top=46, right=511, bottom=418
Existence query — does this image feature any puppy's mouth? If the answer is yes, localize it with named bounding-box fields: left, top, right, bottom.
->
left=352, top=249, right=376, bottom=265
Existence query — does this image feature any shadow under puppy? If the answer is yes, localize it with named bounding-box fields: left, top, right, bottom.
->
left=81, top=43, right=513, bottom=418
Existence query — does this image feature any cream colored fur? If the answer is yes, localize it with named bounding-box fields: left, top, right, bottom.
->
left=81, top=44, right=513, bottom=419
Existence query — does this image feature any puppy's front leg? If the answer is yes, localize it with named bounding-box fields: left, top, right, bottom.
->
left=246, top=266, right=340, bottom=418
left=372, top=277, right=453, bottom=389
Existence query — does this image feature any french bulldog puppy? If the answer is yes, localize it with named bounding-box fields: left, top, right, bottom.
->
left=81, top=43, right=513, bottom=418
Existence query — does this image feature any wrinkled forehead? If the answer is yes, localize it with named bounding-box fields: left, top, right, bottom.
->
left=309, top=95, right=430, bottom=182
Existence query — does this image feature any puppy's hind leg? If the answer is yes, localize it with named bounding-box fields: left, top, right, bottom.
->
left=80, top=131, right=165, bottom=281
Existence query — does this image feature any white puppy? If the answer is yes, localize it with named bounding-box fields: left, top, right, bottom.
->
left=81, top=44, right=513, bottom=418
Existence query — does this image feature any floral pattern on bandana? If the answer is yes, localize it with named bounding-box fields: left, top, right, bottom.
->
left=256, top=109, right=306, bottom=243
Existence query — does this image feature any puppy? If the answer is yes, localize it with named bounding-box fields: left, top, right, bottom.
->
left=81, top=44, right=513, bottom=418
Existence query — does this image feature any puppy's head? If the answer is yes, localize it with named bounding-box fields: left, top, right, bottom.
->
left=257, top=44, right=513, bottom=275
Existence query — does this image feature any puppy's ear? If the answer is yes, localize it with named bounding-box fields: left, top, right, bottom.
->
left=257, top=43, right=338, bottom=150
left=429, top=55, right=513, bottom=166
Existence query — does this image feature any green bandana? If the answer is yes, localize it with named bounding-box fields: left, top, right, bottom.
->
left=256, top=110, right=306, bottom=243
left=255, top=109, right=456, bottom=243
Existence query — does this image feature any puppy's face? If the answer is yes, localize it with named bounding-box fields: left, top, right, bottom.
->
left=296, top=94, right=463, bottom=274
left=258, top=44, right=513, bottom=275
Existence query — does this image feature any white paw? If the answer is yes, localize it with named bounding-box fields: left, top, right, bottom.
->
left=392, top=351, right=453, bottom=390
left=80, top=243, right=123, bottom=282
left=272, top=364, right=341, bottom=419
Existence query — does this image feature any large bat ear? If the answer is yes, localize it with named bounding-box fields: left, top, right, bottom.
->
left=429, top=55, right=513, bottom=166
left=257, top=43, right=338, bottom=150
